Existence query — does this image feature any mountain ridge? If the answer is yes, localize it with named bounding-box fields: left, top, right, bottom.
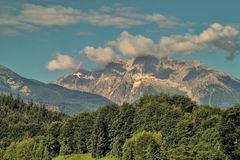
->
left=0, top=65, right=112, bottom=114
left=54, top=55, right=240, bottom=108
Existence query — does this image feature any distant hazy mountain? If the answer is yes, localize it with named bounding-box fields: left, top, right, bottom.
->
left=54, top=56, right=240, bottom=108
left=0, top=65, right=112, bottom=114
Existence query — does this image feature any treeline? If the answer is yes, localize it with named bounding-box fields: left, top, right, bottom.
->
left=0, top=94, right=240, bottom=159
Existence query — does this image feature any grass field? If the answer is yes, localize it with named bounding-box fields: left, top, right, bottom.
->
left=53, top=153, right=118, bottom=160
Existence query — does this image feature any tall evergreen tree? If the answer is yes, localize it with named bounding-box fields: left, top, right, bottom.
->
left=91, top=105, right=119, bottom=158
left=220, top=105, right=240, bottom=159
left=111, top=103, right=136, bottom=157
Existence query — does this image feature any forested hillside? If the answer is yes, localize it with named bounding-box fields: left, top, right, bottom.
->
left=0, top=94, right=239, bottom=160
left=0, top=95, right=66, bottom=160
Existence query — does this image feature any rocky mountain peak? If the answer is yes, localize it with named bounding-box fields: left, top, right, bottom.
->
left=54, top=56, right=240, bottom=108
left=133, top=55, right=159, bottom=65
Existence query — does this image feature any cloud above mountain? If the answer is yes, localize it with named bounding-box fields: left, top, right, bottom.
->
left=107, top=23, right=240, bottom=59
left=108, top=31, right=159, bottom=57
left=82, top=46, right=116, bottom=64
left=159, top=23, right=239, bottom=59
left=47, top=23, right=239, bottom=69
left=47, top=53, right=81, bottom=71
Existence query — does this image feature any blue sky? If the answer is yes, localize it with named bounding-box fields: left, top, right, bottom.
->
left=0, top=0, right=240, bottom=83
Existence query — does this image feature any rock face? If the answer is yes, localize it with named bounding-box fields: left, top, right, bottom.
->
left=0, top=65, right=112, bottom=114
left=54, top=56, right=240, bottom=108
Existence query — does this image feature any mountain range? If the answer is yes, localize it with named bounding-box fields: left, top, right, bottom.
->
left=54, top=56, right=240, bottom=108
left=0, top=65, right=112, bottom=114
left=1, top=56, right=240, bottom=115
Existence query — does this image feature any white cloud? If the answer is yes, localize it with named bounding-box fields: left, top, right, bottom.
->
left=108, top=31, right=159, bottom=57
left=108, top=23, right=240, bottom=59
left=0, top=11, right=37, bottom=35
left=47, top=53, right=81, bottom=71
left=19, top=5, right=142, bottom=28
left=20, top=4, right=81, bottom=26
left=113, top=7, right=182, bottom=28
left=159, top=23, right=240, bottom=59
left=83, top=46, right=116, bottom=64
left=0, top=4, right=143, bottom=28
left=82, top=13, right=143, bottom=28
left=146, top=13, right=180, bottom=28
left=0, top=4, right=184, bottom=35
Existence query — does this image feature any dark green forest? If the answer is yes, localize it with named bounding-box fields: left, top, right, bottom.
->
left=0, top=94, right=239, bottom=160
